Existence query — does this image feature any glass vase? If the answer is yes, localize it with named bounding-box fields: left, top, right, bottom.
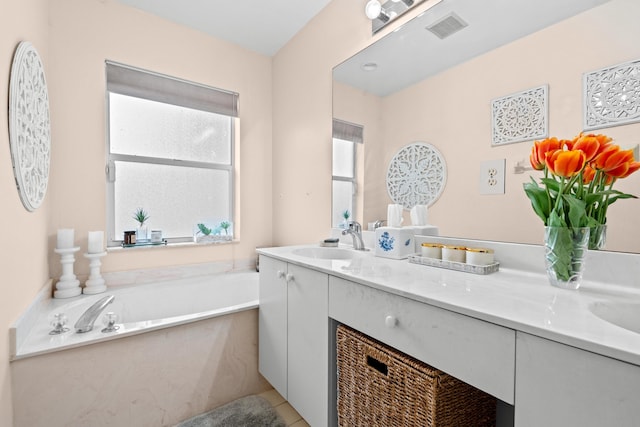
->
left=136, top=224, right=149, bottom=242
left=544, top=226, right=590, bottom=290
left=588, top=224, right=607, bottom=250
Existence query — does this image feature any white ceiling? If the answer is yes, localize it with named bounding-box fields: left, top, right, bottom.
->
left=334, top=0, right=611, bottom=97
left=115, top=0, right=333, bottom=56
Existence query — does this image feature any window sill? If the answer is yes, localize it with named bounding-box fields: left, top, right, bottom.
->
left=107, top=239, right=238, bottom=252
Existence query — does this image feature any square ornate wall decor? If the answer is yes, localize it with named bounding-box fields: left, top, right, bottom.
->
left=491, top=85, right=548, bottom=146
left=583, top=59, right=640, bottom=131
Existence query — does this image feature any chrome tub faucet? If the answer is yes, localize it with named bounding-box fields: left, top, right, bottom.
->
left=75, top=295, right=115, bottom=333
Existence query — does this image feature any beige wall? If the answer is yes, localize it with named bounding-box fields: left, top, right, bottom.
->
left=47, top=0, right=273, bottom=276
left=0, top=0, right=51, bottom=424
left=335, top=0, right=640, bottom=253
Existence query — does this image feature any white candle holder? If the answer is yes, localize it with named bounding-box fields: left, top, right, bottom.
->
left=54, top=247, right=81, bottom=298
left=83, top=252, right=107, bottom=295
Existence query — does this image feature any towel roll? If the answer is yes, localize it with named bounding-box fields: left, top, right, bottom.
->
left=387, top=204, right=403, bottom=227
left=410, top=205, right=428, bottom=226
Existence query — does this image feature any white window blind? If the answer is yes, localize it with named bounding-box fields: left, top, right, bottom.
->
left=106, top=61, right=238, bottom=117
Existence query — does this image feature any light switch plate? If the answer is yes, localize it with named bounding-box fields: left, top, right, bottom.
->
left=479, top=159, right=506, bottom=195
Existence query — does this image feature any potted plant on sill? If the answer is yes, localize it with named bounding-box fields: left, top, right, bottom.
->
left=195, top=223, right=214, bottom=243
left=220, top=221, right=232, bottom=241
left=133, top=207, right=150, bottom=242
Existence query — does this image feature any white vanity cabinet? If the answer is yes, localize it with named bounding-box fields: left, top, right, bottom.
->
left=515, top=332, right=640, bottom=427
left=258, top=255, right=329, bottom=427
left=329, top=276, right=516, bottom=404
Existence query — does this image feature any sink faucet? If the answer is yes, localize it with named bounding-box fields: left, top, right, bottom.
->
left=75, top=295, right=115, bottom=333
left=342, top=221, right=366, bottom=251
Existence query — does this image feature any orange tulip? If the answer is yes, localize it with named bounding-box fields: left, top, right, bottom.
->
left=530, top=137, right=562, bottom=170
left=582, top=165, right=595, bottom=184
left=571, top=133, right=605, bottom=162
left=592, top=145, right=635, bottom=176
left=606, top=158, right=640, bottom=179
left=583, top=165, right=613, bottom=185
left=545, top=149, right=586, bottom=178
left=619, top=161, right=640, bottom=179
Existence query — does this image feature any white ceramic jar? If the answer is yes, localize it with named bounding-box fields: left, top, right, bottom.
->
left=466, top=247, right=495, bottom=265
left=442, top=245, right=466, bottom=263
left=421, top=243, right=442, bottom=259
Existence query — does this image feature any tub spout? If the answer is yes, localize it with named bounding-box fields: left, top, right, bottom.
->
left=75, top=295, right=115, bottom=333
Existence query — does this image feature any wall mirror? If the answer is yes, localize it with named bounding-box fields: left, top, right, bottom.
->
left=333, top=0, right=640, bottom=253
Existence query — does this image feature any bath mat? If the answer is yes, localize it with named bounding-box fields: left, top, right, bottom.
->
left=175, top=395, right=286, bottom=427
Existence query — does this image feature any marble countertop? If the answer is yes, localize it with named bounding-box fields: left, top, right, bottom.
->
left=258, top=243, right=640, bottom=366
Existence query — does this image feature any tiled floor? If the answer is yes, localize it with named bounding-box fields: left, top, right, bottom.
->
left=258, top=389, right=311, bottom=427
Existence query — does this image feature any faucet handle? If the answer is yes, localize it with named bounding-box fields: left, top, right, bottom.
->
left=101, top=312, right=120, bottom=333
left=347, top=221, right=362, bottom=233
left=49, top=313, right=69, bottom=335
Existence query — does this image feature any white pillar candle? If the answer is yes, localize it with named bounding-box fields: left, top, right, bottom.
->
left=88, top=231, right=104, bottom=254
left=57, top=229, right=74, bottom=249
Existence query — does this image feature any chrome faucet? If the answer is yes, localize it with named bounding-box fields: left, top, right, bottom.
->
left=342, top=221, right=366, bottom=250
left=373, top=219, right=386, bottom=229
left=75, top=295, right=115, bottom=333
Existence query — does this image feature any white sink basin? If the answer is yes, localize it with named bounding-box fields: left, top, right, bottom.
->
left=589, top=301, right=640, bottom=334
left=292, top=247, right=361, bottom=260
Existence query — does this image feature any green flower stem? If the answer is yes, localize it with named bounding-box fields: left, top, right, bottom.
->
left=551, top=176, right=566, bottom=220
left=544, top=168, right=552, bottom=223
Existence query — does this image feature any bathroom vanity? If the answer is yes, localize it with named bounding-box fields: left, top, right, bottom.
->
left=257, top=242, right=640, bottom=427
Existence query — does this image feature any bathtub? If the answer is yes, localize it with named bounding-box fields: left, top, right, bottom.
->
left=11, top=269, right=271, bottom=427
left=11, top=269, right=259, bottom=360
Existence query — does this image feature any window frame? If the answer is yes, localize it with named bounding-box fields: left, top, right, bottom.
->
left=332, top=119, right=363, bottom=228
left=105, top=61, right=237, bottom=247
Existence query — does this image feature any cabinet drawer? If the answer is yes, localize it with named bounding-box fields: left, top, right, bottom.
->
left=329, top=276, right=515, bottom=404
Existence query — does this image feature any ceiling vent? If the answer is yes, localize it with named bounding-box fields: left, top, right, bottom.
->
left=425, top=12, right=468, bottom=39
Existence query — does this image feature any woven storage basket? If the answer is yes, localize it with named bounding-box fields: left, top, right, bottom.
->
left=337, top=325, right=496, bottom=427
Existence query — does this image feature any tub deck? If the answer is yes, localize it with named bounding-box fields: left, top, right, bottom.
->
left=10, top=270, right=259, bottom=360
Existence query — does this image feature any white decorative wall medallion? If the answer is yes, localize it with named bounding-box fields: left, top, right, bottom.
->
left=386, top=142, right=447, bottom=209
left=583, top=59, right=640, bottom=131
left=491, top=85, right=548, bottom=146
left=9, top=41, right=51, bottom=212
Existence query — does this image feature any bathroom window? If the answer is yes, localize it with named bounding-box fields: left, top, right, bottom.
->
left=332, top=119, right=363, bottom=227
left=105, top=61, right=238, bottom=246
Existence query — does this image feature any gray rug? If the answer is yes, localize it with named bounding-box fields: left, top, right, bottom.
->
left=176, top=395, right=286, bottom=427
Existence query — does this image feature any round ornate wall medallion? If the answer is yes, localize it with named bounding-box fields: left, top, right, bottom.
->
left=386, top=142, right=447, bottom=209
left=9, top=41, right=51, bottom=212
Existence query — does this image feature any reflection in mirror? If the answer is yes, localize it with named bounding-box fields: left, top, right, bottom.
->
left=332, top=119, right=363, bottom=228
left=333, top=0, right=640, bottom=253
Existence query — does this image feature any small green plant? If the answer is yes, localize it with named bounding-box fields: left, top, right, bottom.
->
left=220, top=221, right=231, bottom=235
left=197, top=223, right=212, bottom=236
left=133, top=208, right=150, bottom=226
left=342, top=209, right=351, bottom=221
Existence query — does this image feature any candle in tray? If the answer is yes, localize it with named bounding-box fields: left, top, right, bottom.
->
left=88, top=231, right=104, bottom=254
left=57, top=229, right=74, bottom=249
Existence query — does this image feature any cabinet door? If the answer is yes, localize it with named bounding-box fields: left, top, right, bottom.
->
left=287, top=264, right=329, bottom=427
left=258, top=255, right=288, bottom=398
left=515, top=332, right=640, bottom=426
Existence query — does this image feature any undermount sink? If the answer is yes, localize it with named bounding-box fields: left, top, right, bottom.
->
left=292, top=247, right=361, bottom=260
left=589, top=301, right=640, bottom=334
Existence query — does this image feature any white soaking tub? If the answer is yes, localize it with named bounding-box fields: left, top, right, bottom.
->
left=11, top=270, right=259, bottom=359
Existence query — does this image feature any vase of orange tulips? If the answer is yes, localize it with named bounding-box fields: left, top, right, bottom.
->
left=524, top=133, right=639, bottom=289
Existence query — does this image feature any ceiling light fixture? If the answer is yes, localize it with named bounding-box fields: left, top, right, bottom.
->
left=365, top=0, right=382, bottom=20
left=361, top=62, right=378, bottom=71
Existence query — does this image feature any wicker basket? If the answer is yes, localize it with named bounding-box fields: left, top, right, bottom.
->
left=336, top=325, right=496, bottom=427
